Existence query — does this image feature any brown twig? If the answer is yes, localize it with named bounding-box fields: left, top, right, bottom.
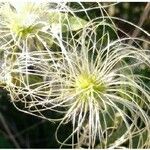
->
left=0, top=113, right=20, bottom=148
left=130, top=3, right=150, bottom=42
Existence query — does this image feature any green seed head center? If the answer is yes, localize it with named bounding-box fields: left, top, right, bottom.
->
left=11, top=23, right=38, bottom=38
left=75, top=73, right=105, bottom=93
left=10, top=14, right=43, bottom=38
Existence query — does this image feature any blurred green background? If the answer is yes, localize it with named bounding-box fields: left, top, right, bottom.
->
left=0, top=2, right=149, bottom=148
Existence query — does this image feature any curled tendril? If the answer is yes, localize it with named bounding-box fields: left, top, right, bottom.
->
left=0, top=2, right=150, bottom=149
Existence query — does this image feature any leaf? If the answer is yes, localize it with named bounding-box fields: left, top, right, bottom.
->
left=12, top=74, right=43, bottom=89
left=0, top=134, right=13, bottom=148
left=106, top=122, right=127, bottom=146
left=62, top=15, right=87, bottom=32
left=99, top=106, right=116, bottom=129
left=131, top=129, right=148, bottom=148
left=95, top=121, right=127, bottom=148
left=48, top=12, right=87, bottom=32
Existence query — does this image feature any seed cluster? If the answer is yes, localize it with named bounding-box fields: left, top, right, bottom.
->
left=0, top=2, right=150, bottom=149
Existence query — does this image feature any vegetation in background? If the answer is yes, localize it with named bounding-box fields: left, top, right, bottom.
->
left=0, top=2, right=149, bottom=148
